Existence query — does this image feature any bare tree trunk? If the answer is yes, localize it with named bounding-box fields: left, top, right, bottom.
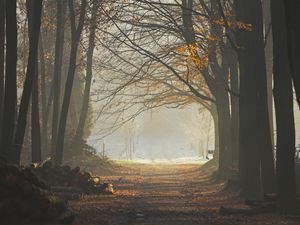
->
left=0, top=0, right=5, bottom=153
left=39, top=34, right=48, bottom=157
left=55, top=0, right=86, bottom=165
left=271, top=0, right=298, bottom=213
left=46, top=82, right=54, bottom=125
left=12, top=0, right=43, bottom=165
left=51, top=0, right=67, bottom=157
left=262, top=0, right=274, bottom=146
left=27, top=0, right=42, bottom=163
left=211, top=107, right=219, bottom=161
left=229, top=48, right=239, bottom=170
left=235, top=0, right=275, bottom=199
left=182, top=0, right=233, bottom=179
left=1, top=0, right=17, bottom=162
left=284, top=1, right=300, bottom=108
left=74, top=0, right=99, bottom=150
left=215, top=90, right=232, bottom=179
left=31, top=62, right=42, bottom=163
left=205, top=116, right=212, bottom=158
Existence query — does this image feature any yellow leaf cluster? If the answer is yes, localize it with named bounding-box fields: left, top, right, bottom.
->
left=214, top=19, right=252, bottom=32
left=236, top=21, right=252, bottom=31
left=177, top=43, right=208, bottom=70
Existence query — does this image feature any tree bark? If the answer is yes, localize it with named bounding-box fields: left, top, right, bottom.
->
left=39, top=34, right=48, bottom=156
left=12, top=0, right=43, bottom=165
left=262, top=0, right=274, bottom=146
left=27, top=0, right=42, bottom=163
left=0, top=0, right=5, bottom=152
left=55, top=0, right=86, bottom=165
left=228, top=49, right=239, bottom=170
left=51, top=0, right=67, bottom=157
left=31, top=63, right=42, bottom=163
left=211, top=107, right=219, bottom=161
left=284, top=1, right=300, bottom=108
left=73, top=0, right=99, bottom=151
left=0, top=0, right=17, bottom=162
left=215, top=89, right=232, bottom=179
left=235, top=0, right=275, bottom=199
left=209, top=0, right=233, bottom=179
left=271, top=0, right=298, bottom=213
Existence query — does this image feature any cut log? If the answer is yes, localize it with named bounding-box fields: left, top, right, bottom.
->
left=0, top=160, right=67, bottom=222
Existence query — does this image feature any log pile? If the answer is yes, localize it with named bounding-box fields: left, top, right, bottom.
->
left=31, top=159, right=114, bottom=195
left=0, top=159, right=67, bottom=223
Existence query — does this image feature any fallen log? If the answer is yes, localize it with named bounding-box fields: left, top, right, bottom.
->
left=52, top=192, right=83, bottom=201
left=51, top=185, right=83, bottom=194
left=30, top=161, right=114, bottom=195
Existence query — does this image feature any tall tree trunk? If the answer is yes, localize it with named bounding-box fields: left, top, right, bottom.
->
left=271, top=0, right=298, bottom=213
left=51, top=0, right=67, bottom=157
left=31, top=63, right=42, bottom=163
left=206, top=105, right=219, bottom=164
left=235, top=0, right=275, bottom=199
left=39, top=34, right=48, bottom=156
left=74, top=0, right=99, bottom=150
left=1, top=0, right=17, bottom=162
left=55, top=0, right=86, bottom=165
left=215, top=90, right=232, bottom=179
left=0, top=0, right=5, bottom=153
left=262, top=0, right=274, bottom=146
left=27, top=0, right=42, bottom=163
left=284, top=1, right=300, bottom=108
left=12, top=0, right=43, bottom=165
left=210, top=0, right=233, bottom=179
left=205, top=116, right=212, bottom=159
left=261, top=0, right=277, bottom=194
left=229, top=49, right=239, bottom=170
left=211, top=107, right=219, bottom=161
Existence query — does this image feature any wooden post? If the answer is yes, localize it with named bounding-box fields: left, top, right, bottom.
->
left=102, top=142, right=105, bottom=158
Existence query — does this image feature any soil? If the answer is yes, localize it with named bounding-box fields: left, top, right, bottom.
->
left=42, top=162, right=300, bottom=225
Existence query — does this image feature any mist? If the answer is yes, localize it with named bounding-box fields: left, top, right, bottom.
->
left=1, top=0, right=300, bottom=224
left=89, top=105, right=215, bottom=162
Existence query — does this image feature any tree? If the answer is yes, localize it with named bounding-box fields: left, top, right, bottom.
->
left=31, top=63, right=42, bottom=162
left=55, top=0, right=87, bottom=165
left=12, top=0, right=43, bottom=165
left=39, top=34, right=48, bottom=156
left=272, top=0, right=298, bottom=213
left=235, top=0, right=275, bottom=199
left=27, top=0, right=42, bottom=163
left=1, top=0, right=17, bottom=163
left=51, top=0, right=67, bottom=157
left=284, top=1, right=300, bottom=108
left=0, top=0, right=5, bottom=151
left=262, top=0, right=275, bottom=146
left=74, top=0, right=100, bottom=152
left=99, top=0, right=237, bottom=179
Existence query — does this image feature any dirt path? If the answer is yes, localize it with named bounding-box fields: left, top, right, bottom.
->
left=68, top=163, right=300, bottom=225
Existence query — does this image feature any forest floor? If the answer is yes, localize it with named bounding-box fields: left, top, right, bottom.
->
left=47, top=161, right=300, bottom=225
